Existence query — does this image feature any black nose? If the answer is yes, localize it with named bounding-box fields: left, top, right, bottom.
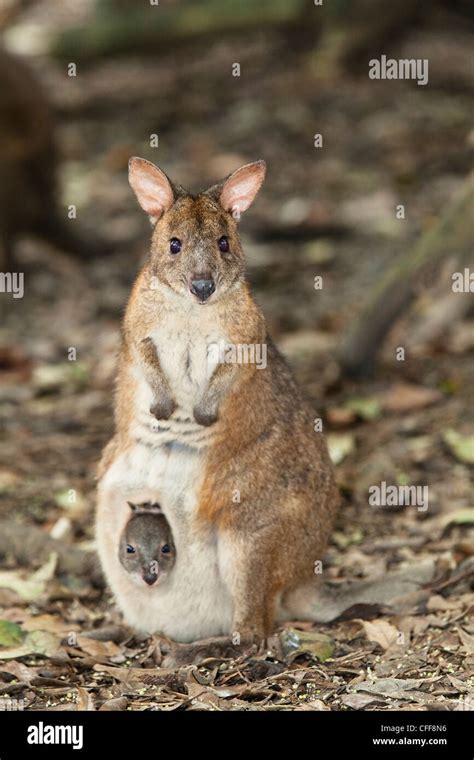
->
left=190, top=279, right=215, bottom=301
left=143, top=571, right=158, bottom=586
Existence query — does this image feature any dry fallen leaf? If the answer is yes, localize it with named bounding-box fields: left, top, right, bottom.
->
left=383, top=383, right=442, bottom=413
left=341, top=692, right=381, bottom=709
left=457, top=627, right=474, bottom=655
left=326, top=407, right=356, bottom=427
left=0, top=660, right=38, bottom=684
left=354, top=678, right=423, bottom=698
left=22, top=614, right=80, bottom=635
left=75, top=687, right=95, bottom=711
left=362, top=619, right=400, bottom=651
left=99, top=697, right=129, bottom=711
left=75, top=635, right=123, bottom=662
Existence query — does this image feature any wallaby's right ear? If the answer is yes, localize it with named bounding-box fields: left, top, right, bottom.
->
left=127, top=501, right=137, bottom=512
left=128, top=157, right=174, bottom=222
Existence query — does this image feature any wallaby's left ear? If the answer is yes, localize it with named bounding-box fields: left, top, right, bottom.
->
left=218, top=160, right=266, bottom=221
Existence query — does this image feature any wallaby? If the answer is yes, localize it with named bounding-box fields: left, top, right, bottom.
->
left=96, top=157, right=340, bottom=643
left=0, top=47, right=108, bottom=270
left=119, top=501, right=176, bottom=586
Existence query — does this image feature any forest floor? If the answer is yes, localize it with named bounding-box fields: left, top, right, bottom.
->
left=0, top=3, right=473, bottom=710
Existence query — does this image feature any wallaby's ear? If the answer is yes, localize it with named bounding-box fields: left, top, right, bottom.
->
left=218, top=160, right=266, bottom=220
left=127, top=501, right=137, bottom=512
left=128, top=157, right=175, bottom=222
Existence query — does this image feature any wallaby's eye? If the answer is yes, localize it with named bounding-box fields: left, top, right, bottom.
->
left=170, top=238, right=182, bottom=254
left=218, top=236, right=229, bottom=253
left=161, top=544, right=171, bottom=554
left=126, top=545, right=136, bottom=554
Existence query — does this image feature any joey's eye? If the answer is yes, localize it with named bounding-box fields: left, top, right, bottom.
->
left=161, top=544, right=171, bottom=554
left=218, top=236, right=229, bottom=253
left=126, top=545, right=135, bottom=554
left=170, top=238, right=182, bottom=254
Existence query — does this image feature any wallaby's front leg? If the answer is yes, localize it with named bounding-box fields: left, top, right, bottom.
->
left=139, top=337, right=176, bottom=420
left=193, top=362, right=237, bottom=427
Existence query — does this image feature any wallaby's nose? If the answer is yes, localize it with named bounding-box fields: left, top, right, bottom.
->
left=190, top=278, right=215, bottom=302
left=143, top=570, right=158, bottom=586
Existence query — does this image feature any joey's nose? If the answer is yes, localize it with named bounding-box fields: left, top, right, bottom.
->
left=143, top=570, right=158, bottom=586
left=190, top=278, right=215, bottom=302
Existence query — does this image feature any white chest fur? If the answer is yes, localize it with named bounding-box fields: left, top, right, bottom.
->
left=152, top=304, right=225, bottom=414
left=131, top=303, right=227, bottom=446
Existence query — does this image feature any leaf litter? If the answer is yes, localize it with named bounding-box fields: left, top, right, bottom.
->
left=0, top=1, right=473, bottom=713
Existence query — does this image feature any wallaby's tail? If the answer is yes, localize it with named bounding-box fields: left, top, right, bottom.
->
left=281, top=561, right=436, bottom=624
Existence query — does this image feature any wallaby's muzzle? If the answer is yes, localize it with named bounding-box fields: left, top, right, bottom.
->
left=142, top=569, right=158, bottom=585
left=190, top=277, right=215, bottom=302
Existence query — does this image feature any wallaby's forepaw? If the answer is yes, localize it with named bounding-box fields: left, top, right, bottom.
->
left=150, top=397, right=175, bottom=420
left=193, top=404, right=218, bottom=427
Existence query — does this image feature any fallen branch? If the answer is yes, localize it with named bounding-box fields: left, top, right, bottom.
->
left=424, top=561, right=474, bottom=594
left=339, top=172, right=474, bottom=377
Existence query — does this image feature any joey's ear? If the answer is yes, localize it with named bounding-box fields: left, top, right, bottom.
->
left=128, top=157, right=175, bottom=222
left=136, top=501, right=161, bottom=513
left=218, top=160, right=266, bottom=221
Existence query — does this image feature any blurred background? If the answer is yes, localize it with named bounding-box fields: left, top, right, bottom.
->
left=0, top=0, right=472, bottom=710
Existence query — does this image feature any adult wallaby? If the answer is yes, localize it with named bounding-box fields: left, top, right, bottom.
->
left=96, top=157, right=339, bottom=643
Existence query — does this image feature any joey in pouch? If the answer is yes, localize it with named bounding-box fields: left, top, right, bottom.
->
left=119, top=501, right=176, bottom=587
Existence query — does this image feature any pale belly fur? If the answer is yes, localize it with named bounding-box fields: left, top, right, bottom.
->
left=96, top=311, right=235, bottom=641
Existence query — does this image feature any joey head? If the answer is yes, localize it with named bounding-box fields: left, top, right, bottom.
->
left=119, top=502, right=176, bottom=587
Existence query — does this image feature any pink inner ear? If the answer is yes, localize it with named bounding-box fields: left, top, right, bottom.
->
left=219, top=161, right=266, bottom=216
left=129, top=159, right=174, bottom=219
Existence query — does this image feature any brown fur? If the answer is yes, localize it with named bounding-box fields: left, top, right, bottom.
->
left=197, top=336, right=338, bottom=635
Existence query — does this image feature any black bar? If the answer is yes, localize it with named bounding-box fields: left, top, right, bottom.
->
left=0, top=710, right=470, bottom=757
